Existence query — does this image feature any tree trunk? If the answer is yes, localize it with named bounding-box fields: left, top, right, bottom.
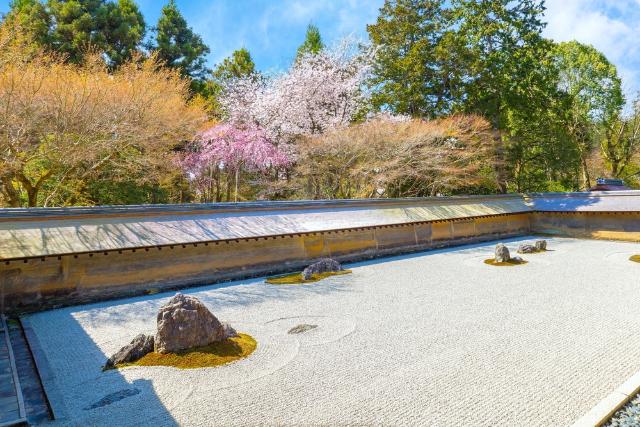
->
left=234, top=168, right=240, bottom=203
left=0, top=176, right=21, bottom=207
left=580, top=153, right=591, bottom=190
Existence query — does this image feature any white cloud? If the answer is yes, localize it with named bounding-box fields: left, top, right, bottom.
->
left=544, top=0, right=640, bottom=101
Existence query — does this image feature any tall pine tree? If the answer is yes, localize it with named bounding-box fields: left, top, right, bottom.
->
left=7, top=0, right=145, bottom=66
left=151, top=0, right=210, bottom=84
left=367, top=0, right=451, bottom=117
left=296, top=23, right=324, bottom=60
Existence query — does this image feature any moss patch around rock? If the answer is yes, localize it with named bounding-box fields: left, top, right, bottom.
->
left=117, top=333, right=257, bottom=369
left=484, top=258, right=528, bottom=267
left=630, top=255, right=640, bottom=263
left=265, top=270, right=352, bottom=285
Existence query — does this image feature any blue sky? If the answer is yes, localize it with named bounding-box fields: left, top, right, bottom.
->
left=0, top=0, right=638, bottom=99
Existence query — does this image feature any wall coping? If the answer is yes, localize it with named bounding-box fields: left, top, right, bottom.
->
left=1, top=191, right=640, bottom=260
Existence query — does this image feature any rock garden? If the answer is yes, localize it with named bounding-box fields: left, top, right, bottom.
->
left=104, top=293, right=256, bottom=370
left=266, top=258, right=351, bottom=284
left=484, top=240, right=548, bottom=266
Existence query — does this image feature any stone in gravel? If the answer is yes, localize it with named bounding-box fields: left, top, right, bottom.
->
left=535, top=240, right=547, bottom=251
left=495, top=244, right=510, bottom=262
left=302, top=258, right=343, bottom=280
left=288, top=324, right=318, bottom=334
left=104, top=334, right=154, bottom=369
left=517, top=244, right=537, bottom=254
left=155, top=293, right=231, bottom=354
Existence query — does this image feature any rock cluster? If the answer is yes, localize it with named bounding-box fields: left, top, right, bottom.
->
left=517, top=239, right=548, bottom=254
left=302, top=258, right=343, bottom=280
left=106, top=293, right=237, bottom=367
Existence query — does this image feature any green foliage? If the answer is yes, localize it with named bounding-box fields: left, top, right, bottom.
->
left=99, top=0, right=146, bottom=66
left=205, top=48, right=256, bottom=117
left=6, top=0, right=51, bottom=46
left=599, top=99, right=640, bottom=179
left=6, top=0, right=145, bottom=66
left=296, top=23, right=324, bottom=60
left=553, top=41, right=624, bottom=188
left=212, top=48, right=255, bottom=81
left=151, top=0, right=210, bottom=82
left=367, top=0, right=451, bottom=117
left=367, top=0, right=624, bottom=192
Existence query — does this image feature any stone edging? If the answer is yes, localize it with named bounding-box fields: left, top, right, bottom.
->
left=19, top=317, right=70, bottom=423
left=570, top=370, right=640, bottom=427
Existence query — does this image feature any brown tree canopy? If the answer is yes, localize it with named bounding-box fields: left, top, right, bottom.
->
left=291, top=115, right=500, bottom=199
left=0, top=21, right=208, bottom=207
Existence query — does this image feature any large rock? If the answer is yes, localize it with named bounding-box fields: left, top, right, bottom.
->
left=302, top=258, right=343, bottom=280
left=104, top=334, right=154, bottom=369
left=517, top=244, right=537, bottom=254
left=155, top=293, right=233, bottom=354
left=535, top=240, right=547, bottom=251
left=495, top=244, right=510, bottom=263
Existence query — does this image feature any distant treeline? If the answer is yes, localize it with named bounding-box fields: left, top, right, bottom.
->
left=0, top=1, right=638, bottom=207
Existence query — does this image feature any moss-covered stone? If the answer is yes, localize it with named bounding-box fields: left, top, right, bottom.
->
left=484, top=258, right=528, bottom=267
left=116, top=333, right=256, bottom=369
left=266, top=270, right=352, bottom=285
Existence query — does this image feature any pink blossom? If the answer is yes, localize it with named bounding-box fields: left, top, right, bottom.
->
left=180, top=123, right=291, bottom=200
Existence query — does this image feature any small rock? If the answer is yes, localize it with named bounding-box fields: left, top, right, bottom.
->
left=535, top=240, right=547, bottom=251
left=221, top=322, right=238, bottom=339
left=104, top=334, right=154, bottom=369
left=288, top=324, right=318, bottom=334
left=517, top=244, right=537, bottom=254
left=511, top=256, right=524, bottom=263
left=155, top=293, right=231, bottom=354
left=302, top=258, right=343, bottom=280
left=495, top=244, right=510, bottom=263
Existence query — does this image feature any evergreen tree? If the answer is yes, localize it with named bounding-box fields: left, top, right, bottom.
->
left=99, top=0, right=146, bottom=66
left=151, top=0, right=210, bottom=82
left=5, top=0, right=52, bottom=46
left=7, top=0, right=144, bottom=66
left=212, top=48, right=256, bottom=81
left=367, top=0, right=450, bottom=117
left=206, top=48, right=257, bottom=117
left=47, top=0, right=105, bottom=63
left=296, top=23, right=324, bottom=60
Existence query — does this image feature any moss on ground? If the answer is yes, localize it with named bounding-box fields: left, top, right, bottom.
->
left=265, top=270, right=352, bottom=285
left=484, top=258, right=528, bottom=267
left=630, top=255, right=640, bottom=263
left=117, top=333, right=256, bottom=369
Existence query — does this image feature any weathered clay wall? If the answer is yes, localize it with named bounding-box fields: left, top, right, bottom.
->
left=5, top=190, right=640, bottom=315
left=2, top=213, right=530, bottom=314
left=530, top=211, right=640, bottom=242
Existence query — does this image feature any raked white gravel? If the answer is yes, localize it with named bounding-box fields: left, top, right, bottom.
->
left=26, top=237, right=640, bottom=426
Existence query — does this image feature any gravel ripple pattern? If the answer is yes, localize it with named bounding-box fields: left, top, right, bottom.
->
left=24, top=237, right=640, bottom=426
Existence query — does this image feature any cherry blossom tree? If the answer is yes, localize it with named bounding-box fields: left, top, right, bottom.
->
left=221, top=38, right=373, bottom=143
left=181, top=123, right=290, bottom=202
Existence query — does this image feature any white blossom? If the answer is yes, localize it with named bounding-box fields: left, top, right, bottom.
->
left=221, top=38, right=373, bottom=143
